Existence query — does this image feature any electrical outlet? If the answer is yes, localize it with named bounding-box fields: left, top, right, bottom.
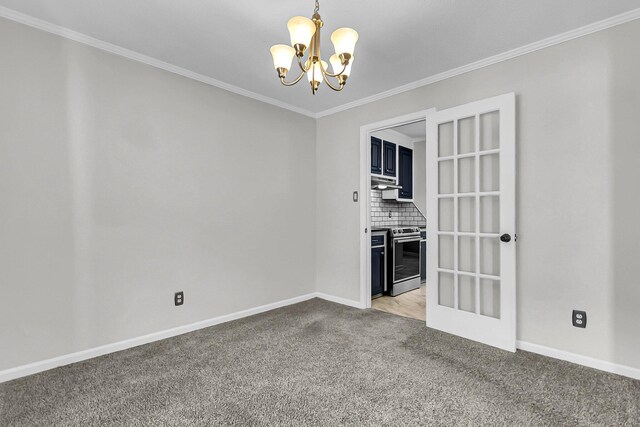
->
left=572, top=310, right=586, bottom=328
left=174, top=291, right=184, bottom=306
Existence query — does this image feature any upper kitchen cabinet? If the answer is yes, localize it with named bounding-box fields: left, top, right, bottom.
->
left=371, top=137, right=382, bottom=175
left=371, top=137, right=397, bottom=178
left=398, top=146, right=413, bottom=200
left=382, top=145, right=413, bottom=202
left=383, top=141, right=396, bottom=177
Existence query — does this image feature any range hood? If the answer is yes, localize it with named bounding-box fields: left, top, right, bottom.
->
left=371, top=176, right=402, bottom=190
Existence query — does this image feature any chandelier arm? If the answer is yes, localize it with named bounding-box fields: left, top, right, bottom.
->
left=280, top=69, right=306, bottom=86
left=319, top=60, right=347, bottom=78
left=296, top=55, right=311, bottom=73
left=322, top=74, right=345, bottom=91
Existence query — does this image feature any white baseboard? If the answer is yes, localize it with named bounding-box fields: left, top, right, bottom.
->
left=4, top=295, right=636, bottom=384
left=315, top=292, right=365, bottom=309
left=517, top=340, right=640, bottom=380
left=0, top=293, right=317, bottom=384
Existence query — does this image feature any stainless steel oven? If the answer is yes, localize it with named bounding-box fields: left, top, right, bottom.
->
left=388, top=226, right=421, bottom=296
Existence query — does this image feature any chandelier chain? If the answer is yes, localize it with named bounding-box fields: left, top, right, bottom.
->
left=314, top=0, right=319, bottom=13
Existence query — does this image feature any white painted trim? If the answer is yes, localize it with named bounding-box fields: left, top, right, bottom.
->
left=315, top=292, right=365, bottom=309
left=2, top=6, right=639, bottom=120
left=517, top=340, right=640, bottom=381
left=0, top=293, right=317, bottom=384
left=316, top=8, right=640, bottom=118
left=360, top=110, right=436, bottom=310
left=2, top=293, right=638, bottom=384
left=0, top=6, right=316, bottom=119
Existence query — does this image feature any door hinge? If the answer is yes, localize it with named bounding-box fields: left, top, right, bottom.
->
left=515, top=234, right=518, bottom=242
left=365, top=228, right=368, bottom=234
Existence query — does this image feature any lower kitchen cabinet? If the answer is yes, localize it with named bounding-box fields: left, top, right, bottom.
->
left=420, top=240, right=426, bottom=282
left=371, top=233, right=387, bottom=299
left=371, top=246, right=385, bottom=297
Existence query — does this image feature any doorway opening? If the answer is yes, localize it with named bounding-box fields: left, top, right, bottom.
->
left=361, top=111, right=433, bottom=322
left=360, top=94, right=516, bottom=352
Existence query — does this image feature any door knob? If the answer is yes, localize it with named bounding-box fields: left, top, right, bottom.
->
left=500, top=233, right=511, bottom=243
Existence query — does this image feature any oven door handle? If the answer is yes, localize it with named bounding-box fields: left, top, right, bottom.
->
left=393, top=237, right=421, bottom=243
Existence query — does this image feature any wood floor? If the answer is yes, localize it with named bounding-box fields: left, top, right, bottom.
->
left=372, top=285, right=426, bottom=321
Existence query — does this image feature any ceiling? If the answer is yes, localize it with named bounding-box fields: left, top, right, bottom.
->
left=391, top=121, right=427, bottom=141
left=1, top=1, right=639, bottom=115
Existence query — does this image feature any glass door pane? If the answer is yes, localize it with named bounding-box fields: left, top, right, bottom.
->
left=436, top=111, right=502, bottom=317
left=427, top=94, right=515, bottom=352
left=480, top=111, right=500, bottom=151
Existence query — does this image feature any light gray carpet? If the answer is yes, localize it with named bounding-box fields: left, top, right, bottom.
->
left=1, top=298, right=638, bottom=426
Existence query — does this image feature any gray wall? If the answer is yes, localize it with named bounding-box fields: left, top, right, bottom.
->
left=0, top=17, right=316, bottom=370
left=413, top=140, right=427, bottom=215
left=316, top=20, right=640, bottom=370
left=2, top=13, right=639, bottom=374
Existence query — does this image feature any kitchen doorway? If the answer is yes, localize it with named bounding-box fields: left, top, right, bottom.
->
left=359, top=93, right=517, bottom=352
left=359, top=110, right=434, bottom=322
left=368, top=121, right=428, bottom=322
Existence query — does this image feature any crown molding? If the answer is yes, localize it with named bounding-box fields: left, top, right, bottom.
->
left=2, top=6, right=640, bottom=120
left=315, top=7, right=640, bottom=118
left=0, top=6, right=317, bottom=119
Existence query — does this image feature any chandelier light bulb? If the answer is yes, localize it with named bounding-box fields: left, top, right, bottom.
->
left=306, top=60, right=328, bottom=84
left=330, top=54, right=354, bottom=77
left=331, top=28, right=359, bottom=58
left=287, top=16, right=316, bottom=52
left=270, top=45, right=296, bottom=72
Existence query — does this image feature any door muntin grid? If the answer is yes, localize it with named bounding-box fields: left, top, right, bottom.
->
left=436, top=111, right=501, bottom=319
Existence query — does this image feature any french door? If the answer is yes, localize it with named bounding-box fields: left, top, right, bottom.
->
left=425, top=93, right=516, bottom=352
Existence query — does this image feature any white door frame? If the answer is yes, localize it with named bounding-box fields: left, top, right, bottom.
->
left=359, top=108, right=436, bottom=309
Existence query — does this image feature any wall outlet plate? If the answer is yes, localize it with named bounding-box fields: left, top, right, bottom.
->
left=175, top=291, right=184, bottom=306
left=572, top=310, right=586, bottom=328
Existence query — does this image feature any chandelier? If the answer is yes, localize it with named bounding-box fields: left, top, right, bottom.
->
left=269, top=0, right=359, bottom=94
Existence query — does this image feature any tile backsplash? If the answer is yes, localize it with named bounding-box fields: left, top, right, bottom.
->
left=371, top=189, right=426, bottom=228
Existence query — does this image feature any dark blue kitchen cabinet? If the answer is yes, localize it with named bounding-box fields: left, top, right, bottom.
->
left=371, top=137, right=382, bottom=174
left=383, top=141, right=396, bottom=177
left=371, top=246, right=385, bottom=296
left=398, top=146, right=413, bottom=200
left=420, top=240, right=426, bottom=282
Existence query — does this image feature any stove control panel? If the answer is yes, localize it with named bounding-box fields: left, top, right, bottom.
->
left=391, top=227, right=420, bottom=235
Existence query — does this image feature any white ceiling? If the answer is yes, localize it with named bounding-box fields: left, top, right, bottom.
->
left=1, top=0, right=639, bottom=115
left=391, top=121, right=427, bottom=140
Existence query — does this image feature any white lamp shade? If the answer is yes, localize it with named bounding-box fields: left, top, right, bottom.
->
left=287, top=16, right=316, bottom=48
left=270, top=44, right=296, bottom=70
left=331, top=27, right=359, bottom=57
left=330, top=54, right=354, bottom=77
left=306, top=60, right=327, bottom=83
